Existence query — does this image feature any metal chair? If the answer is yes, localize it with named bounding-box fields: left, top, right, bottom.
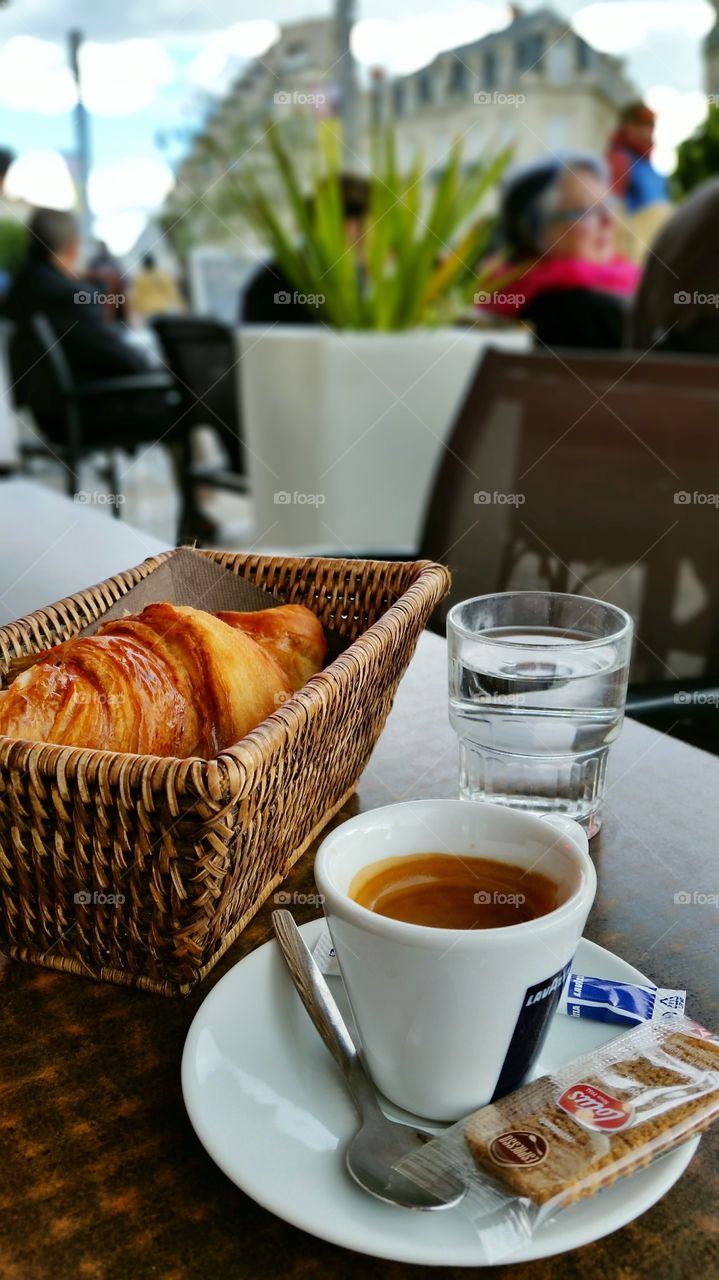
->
left=150, top=316, right=248, bottom=497
left=8, top=314, right=183, bottom=519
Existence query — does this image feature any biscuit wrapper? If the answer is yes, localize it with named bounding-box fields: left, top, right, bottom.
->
left=395, top=1016, right=719, bottom=1262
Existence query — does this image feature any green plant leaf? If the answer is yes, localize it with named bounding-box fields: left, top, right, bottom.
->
left=225, top=118, right=510, bottom=330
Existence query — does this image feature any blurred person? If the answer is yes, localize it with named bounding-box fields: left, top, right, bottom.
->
left=477, top=154, right=640, bottom=350
left=88, top=239, right=121, bottom=273
left=630, top=178, right=719, bottom=355
left=608, top=102, right=667, bottom=214
left=3, top=207, right=150, bottom=381
left=607, top=102, right=672, bottom=264
left=3, top=207, right=215, bottom=541
left=239, top=173, right=370, bottom=324
left=86, top=239, right=128, bottom=323
left=130, top=251, right=185, bottom=320
left=0, top=148, right=28, bottom=298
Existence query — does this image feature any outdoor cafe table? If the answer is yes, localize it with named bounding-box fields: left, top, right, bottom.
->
left=0, top=478, right=166, bottom=626
left=0, top=504, right=717, bottom=1277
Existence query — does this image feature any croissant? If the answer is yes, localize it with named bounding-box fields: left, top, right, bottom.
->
left=216, top=604, right=327, bottom=691
left=0, top=602, right=325, bottom=758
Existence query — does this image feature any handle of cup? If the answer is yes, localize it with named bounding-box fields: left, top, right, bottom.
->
left=537, top=812, right=590, bottom=855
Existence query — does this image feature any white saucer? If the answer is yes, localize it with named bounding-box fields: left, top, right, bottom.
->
left=182, top=920, right=698, bottom=1266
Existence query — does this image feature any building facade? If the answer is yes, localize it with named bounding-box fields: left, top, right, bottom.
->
left=386, top=7, right=634, bottom=175
left=705, top=0, right=719, bottom=96
left=164, top=6, right=636, bottom=257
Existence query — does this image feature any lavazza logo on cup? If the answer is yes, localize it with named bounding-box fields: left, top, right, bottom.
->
left=491, top=962, right=573, bottom=1099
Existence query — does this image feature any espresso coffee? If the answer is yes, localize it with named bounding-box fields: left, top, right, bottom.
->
left=349, top=853, right=562, bottom=929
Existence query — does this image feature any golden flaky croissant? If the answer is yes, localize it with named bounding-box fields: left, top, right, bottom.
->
left=0, top=602, right=326, bottom=758
left=216, top=604, right=327, bottom=691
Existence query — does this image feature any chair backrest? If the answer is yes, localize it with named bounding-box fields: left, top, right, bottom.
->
left=151, top=316, right=244, bottom=474
left=8, top=313, right=76, bottom=415
left=418, top=346, right=719, bottom=683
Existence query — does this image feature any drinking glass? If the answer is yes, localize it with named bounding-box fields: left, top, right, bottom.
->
left=447, top=592, right=633, bottom=836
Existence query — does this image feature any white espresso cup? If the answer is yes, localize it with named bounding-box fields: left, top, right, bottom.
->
left=314, top=798, right=596, bottom=1121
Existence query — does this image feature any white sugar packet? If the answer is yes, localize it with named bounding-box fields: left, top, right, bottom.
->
left=311, top=924, right=340, bottom=975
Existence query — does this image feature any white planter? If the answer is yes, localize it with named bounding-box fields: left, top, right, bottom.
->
left=239, top=324, right=530, bottom=555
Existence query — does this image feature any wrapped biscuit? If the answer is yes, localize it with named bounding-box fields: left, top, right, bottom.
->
left=395, top=1016, right=719, bottom=1261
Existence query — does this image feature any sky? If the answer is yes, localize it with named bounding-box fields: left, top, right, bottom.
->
left=0, top=1, right=716, bottom=253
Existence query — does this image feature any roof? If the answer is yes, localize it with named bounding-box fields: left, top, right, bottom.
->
left=447, top=5, right=570, bottom=60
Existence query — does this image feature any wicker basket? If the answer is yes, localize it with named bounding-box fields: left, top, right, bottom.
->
left=0, top=551, right=450, bottom=995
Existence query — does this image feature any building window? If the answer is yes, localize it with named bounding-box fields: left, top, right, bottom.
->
left=282, top=42, right=309, bottom=72
left=448, top=56, right=469, bottom=95
left=417, top=68, right=433, bottom=105
left=547, top=38, right=572, bottom=84
left=546, top=112, right=571, bottom=151
left=516, top=33, right=544, bottom=73
left=576, top=36, right=594, bottom=71
left=484, top=50, right=497, bottom=90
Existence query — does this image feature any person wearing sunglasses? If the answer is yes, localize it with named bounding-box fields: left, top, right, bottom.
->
left=477, top=153, right=640, bottom=350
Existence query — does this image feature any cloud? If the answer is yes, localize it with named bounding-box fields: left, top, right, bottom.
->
left=187, top=20, right=281, bottom=95
left=0, top=35, right=175, bottom=118
left=0, top=0, right=325, bottom=44
left=92, top=210, right=149, bottom=255
left=4, top=150, right=76, bottom=208
left=572, top=1, right=715, bottom=55
left=88, top=156, right=175, bottom=215
left=0, top=36, right=77, bottom=115
left=86, top=155, right=175, bottom=253
left=351, top=5, right=512, bottom=76
left=645, top=86, right=709, bottom=174
left=80, top=40, right=176, bottom=116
